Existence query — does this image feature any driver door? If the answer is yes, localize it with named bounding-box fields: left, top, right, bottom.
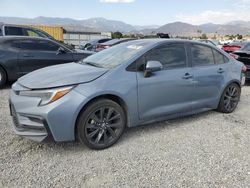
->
left=137, top=43, right=195, bottom=120
left=18, top=39, right=73, bottom=75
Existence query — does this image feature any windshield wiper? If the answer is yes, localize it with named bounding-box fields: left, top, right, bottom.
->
left=84, top=62, right=103, bottom=68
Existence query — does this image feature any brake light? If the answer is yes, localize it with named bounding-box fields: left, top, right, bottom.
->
left=242, top=65, right=247, bottom=72
left=230, top=53, right=239, bottom=59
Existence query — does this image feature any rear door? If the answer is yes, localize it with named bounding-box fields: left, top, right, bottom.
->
left=137, top=43, right=195, bottom=120
left=18, top=39, right=73, bottom=75
left=190, top=43, right=228, bottom=109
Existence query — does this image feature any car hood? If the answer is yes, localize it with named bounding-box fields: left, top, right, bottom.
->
left=18, top=63, right=108, bottom=89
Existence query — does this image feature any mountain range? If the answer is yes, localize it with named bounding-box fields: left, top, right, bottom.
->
left=1, top=16, right=250, bottom=36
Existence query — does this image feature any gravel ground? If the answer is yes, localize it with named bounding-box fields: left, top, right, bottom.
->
left=0, top=84, right=250, bottom=188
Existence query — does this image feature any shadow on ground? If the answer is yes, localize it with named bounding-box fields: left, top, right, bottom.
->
left=21, top=110, right=215, bottom=152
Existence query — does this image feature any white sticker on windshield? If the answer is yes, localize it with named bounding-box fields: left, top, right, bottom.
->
left=127, top=45, right=143, bottom=50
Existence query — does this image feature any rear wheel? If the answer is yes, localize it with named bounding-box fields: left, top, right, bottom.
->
left=217, top=83, right=241, bottom=113
left=77, top=99, right=126, bottom=150
left=0, top=67, right=7, bottom=88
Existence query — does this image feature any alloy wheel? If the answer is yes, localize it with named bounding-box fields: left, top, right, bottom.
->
left=223, top=85, right=240, bottom=112
left=85, top=106, right=123, bottom=146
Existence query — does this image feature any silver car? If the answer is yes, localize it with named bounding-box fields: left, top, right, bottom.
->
left=9, top=39, right=246, bottom=149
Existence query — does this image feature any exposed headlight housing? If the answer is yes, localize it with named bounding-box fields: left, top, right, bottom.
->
left=19, top=86, right=74, bottom=106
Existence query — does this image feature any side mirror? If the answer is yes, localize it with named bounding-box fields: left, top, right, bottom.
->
left=56, top=47, right=66, bottom=55
left=144, top=61, right=163, bottom=77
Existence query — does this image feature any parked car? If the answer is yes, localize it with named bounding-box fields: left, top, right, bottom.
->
left=79, top=38, right=112, bottom=51
left=96, top=38, right=134, bottom=51
left=10, top=39, right=245, bottom=149
left=0, top=36, right=94, bottom=86
left=222, top=41, right=247, bottom=53
left=0, top=23, right=54, bottom=40
left=231, top=42, right=250, bottom=80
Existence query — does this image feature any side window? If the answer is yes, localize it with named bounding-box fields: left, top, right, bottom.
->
left=19, top=40, right=39, bottom=50
left=22, top=28, right=41, bottom=37
left=37, top=40, right=59, bottom=51
left=145, top=44, right=187, bottom=69
left=191, top=44, right=214, bottom=66
left=19, top=40, right=59, bottom=51
left=213, top=49, right=226, bottom=64
left=5, top=26, right=23, bottom=36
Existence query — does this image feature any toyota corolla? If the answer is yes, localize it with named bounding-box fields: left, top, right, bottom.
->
left=9, top=39, right=246, bottom=149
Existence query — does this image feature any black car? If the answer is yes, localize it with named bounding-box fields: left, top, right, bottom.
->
left=0, top=36, right=94, bottom=86
left=232, top=42, right=250, bottom=80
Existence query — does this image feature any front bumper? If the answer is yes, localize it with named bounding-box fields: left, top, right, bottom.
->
left=10, top=103, right=53, bottom=142
left=9, top=83, right=88, bottom=142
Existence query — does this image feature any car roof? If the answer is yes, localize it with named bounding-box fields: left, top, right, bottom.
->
left=122, top=38, right=201, bottom=45
left=0, top=36, right=52, bottom=41
left=114, top=39, right=224, bottom=51
left=0, top=36, right=64, bottom=46
left=102, top=38, right=135, bottom=45
left=0, top=23, right=38, bottom=29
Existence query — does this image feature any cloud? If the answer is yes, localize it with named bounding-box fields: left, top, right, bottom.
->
left=175, top=10, right=250, bottom=25
left=233, top=0, right=250, bottom=8
left=100, top=0, right=135, bottom=3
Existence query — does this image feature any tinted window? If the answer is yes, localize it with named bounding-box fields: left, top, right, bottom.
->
left=19, top=40, right=59, bottom=51
left=37, top=40, right=59, bottom=51
left=213, top=49, right=225, bottom=64
left=99, top=39, right=111, bottom=43
left=146, top=44, right=187, bottom=69
left=5, top=26, right=23, bottom=35
left=19, top=40, right=39, bottom=50
left=191, top=44, right=214, bottom=66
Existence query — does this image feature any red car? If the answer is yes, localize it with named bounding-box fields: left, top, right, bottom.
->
left=222, top=42, right=247, bottom=53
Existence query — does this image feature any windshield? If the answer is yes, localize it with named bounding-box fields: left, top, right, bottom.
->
left=80, top=41, right=151, bottom=69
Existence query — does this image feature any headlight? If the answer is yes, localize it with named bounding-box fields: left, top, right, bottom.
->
left=19, top=86, right=74, bottom=106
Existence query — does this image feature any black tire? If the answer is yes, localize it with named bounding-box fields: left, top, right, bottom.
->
left=0, top=67, right=7, bottom=88
left=77, top=99, right=126, bottom=150
left=217, top=83, right=241, bottom=113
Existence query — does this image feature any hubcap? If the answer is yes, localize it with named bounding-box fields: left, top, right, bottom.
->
left=85, top=106, right=123, bottom=146
left=224, top=85, right=239, bottom=111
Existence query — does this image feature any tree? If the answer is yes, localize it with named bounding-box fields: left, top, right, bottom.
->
left=200, top=33, right=208, bottom=39
left=236, top=34, right=243, bottom=40
left=112, top=32, right=123, bottom=39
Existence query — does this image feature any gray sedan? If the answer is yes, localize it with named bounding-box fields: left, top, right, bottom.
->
left=9, top=39, right=246, bottom=149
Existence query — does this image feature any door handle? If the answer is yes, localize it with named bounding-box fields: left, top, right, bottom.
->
left=23, top=54, right=33, bottom=58
left=182, top=73, right=193, bottom=79
left=217, top=68, right=225, bottom=73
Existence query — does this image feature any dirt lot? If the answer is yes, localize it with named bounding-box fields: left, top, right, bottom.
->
left=0, top=84, right=250, bottom=188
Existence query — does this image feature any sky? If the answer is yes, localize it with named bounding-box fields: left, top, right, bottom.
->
left=1, top=0, right=250, bottom=26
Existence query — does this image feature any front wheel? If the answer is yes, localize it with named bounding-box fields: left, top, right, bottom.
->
left=217, top=83, right=241, bottom=113
left=77, top=99, right=126, bottom=150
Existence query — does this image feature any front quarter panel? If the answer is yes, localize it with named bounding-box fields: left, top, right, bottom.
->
left=74, top=68, right=139, bottom=127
